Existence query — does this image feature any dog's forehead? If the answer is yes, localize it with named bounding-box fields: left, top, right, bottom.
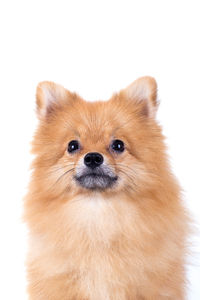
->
left=70, top=103, right=115, bottom=134
left=61, top=99, right=133, bottom=142
left=76, top=119, right=113, bottom=142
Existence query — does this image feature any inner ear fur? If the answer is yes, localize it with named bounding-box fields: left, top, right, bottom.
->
left=36, top=81, right=69, bottom=119
left=122, top=76, right=158, bottom=118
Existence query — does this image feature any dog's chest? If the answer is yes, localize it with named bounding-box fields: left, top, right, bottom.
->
left=30, top=195, right=137, bottom=299
left=66, top=195, right=121, bottom=241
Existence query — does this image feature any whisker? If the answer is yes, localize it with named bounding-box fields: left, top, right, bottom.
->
left=109, top=163, right=135, bottom=172
left=109, top=163, right=139, bottom=190
left=118, top=169, right=137, bottom=186
left=47, top=163, right=75, bottom=175
left=53, top=168, right=75, bottom=186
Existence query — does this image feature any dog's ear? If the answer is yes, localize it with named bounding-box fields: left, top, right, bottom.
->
left=36, top=81, right=69, bottom=119
left=123, top=76, right=158, bottom=117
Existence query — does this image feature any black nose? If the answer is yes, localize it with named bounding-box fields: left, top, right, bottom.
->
left=84, top=152, right=104, bottom=169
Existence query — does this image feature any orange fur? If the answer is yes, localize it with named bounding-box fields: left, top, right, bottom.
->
left=24, top=77, right=189, bottom=299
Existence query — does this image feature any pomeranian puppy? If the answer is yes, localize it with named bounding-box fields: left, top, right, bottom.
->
left=25, top=77, right=189, bottom=299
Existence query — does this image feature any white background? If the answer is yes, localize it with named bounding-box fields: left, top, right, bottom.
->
left=0, top=0, right=200, bottom=299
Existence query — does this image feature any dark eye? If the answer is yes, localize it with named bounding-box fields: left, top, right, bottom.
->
left=111, top=139, right=125, bottom=153
left=68, top=140, right=80, bottom=153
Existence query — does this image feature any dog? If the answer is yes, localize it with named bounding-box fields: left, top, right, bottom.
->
left=24, top=77, right=189, bottom=299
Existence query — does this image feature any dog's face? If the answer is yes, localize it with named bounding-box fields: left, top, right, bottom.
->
left=33, top=77, right=163, bottom=198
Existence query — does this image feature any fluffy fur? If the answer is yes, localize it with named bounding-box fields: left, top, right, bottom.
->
left=24, top=77, right=189, bottom=299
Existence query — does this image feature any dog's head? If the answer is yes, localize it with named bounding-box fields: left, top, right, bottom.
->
left=33, top=77, right=163, bottom=198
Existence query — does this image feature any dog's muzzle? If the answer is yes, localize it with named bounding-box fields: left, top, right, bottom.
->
left=74, top=166, right=118, bottom=190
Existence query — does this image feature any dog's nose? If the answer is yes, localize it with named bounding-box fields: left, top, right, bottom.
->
left=84, top=152, right=104, bottom=169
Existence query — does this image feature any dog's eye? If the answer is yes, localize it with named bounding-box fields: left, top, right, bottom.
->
left=111, top=139, right=124, bottom=153
left=68, top=140, right=80, bottom=153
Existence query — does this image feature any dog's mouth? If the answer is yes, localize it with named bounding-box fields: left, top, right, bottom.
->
left=75, top=171, right=118, bottom=190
